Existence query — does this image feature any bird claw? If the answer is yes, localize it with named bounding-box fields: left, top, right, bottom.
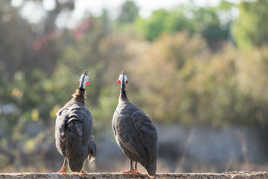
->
left=147, top=174, right=156, bottom=179
left=58, top=168, right=67, bottom=174
left=79, top=170, right=87, bottom=174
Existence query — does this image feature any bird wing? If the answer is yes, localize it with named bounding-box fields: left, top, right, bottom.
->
left=115, top=114, right=141, bottom=157
left=131, top=110, right=158, bottom=165
left=129, top=109, right=158, bottom=175
left=115, top=106, right=158, bottom=165
left=113, top=106, right=146, bottom=161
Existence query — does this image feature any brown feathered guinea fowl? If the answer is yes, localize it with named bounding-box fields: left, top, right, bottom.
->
left=55, top=72, right=96, bottom=173
left=112, top=72, right=158, bottom=176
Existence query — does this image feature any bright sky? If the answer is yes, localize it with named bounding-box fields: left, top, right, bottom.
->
left=12, top=0, right=223, bottom=27
left=71, top=0, right=221, bottom=27
left=74, top=0, right=220, bottom=17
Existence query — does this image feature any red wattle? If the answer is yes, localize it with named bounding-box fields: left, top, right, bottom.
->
left=86, top=81, right=91, bottom=86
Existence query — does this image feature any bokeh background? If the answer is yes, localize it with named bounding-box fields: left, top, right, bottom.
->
left=1, top=0, right=268, bottom=173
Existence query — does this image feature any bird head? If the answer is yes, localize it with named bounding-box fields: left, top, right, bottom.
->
left=79, top=71, right=91, bottom=90
left=117, top=71, right=128, bottom=85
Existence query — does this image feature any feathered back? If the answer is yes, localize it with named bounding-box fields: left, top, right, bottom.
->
left=56, top=100, right=92, bottom=139
left=55, top=99, right=94, bottom=171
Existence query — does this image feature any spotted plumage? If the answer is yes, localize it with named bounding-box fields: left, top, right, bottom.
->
left=112, top=72, right=158, bottom=176
left=55, top=72, right=96, bottom=173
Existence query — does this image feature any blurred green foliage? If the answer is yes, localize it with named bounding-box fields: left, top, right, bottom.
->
left=233, top=0, right=268, bottom=49
left=136, top=8, right=195, bottom=42
left=118, top=0, right=139, bottom=24
left=127, top=33, right=268, bottom=127
left=1, top=0, right=268, bottom=171
left=135, top=2, right=233, bottom=50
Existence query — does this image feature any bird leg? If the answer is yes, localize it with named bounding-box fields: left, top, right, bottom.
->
left=58, top=159, right=68, bottom=173
left=133, top=161, right=141, bottom=174
left=121, top=160, right=141, bottom=174
left=79, top=161, right=87, bottom=174
left=79, top=170, right=87, bottom=174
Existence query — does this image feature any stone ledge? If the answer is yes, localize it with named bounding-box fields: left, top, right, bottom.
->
left=0, top=172, right=267, bottom=179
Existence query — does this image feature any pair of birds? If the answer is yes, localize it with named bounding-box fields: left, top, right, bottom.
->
left=55, top=71, right=158, bottom=176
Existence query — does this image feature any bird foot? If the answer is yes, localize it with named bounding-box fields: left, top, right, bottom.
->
left=80, top=170, right=87, bottom=174
left=147, top=174, right=156, bottom=179
left=121, top=169, right=141, bottom=174
left=58, top=168, right=67, bottom=174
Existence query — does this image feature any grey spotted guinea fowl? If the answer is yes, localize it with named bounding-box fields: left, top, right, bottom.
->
left=55, top=72, right=96, bottom=173
left=112, top=72, right=158, bottom=176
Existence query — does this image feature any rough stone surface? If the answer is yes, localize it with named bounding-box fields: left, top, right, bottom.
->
left=0, top=172, right=268, bottom=179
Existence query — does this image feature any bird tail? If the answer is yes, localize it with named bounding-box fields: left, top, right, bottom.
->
left=88, top=155, right=96, bottom=163
left=68, top=158, right=84, bottom=172
left=146, top=160, right=157, bottom=176
left=88, top=138, right=96, bottom=163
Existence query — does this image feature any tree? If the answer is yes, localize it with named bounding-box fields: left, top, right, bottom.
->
left=135, top=4, right=233, bottom=49
left=233, top=0, right=268, bottom=49
left=128, top=33, right=208, bottom=124
left=136, top=9, right=194, bottom=41
left=118, top=0, right=139, bottom=24
left=192, top=6, right=232, bottom=50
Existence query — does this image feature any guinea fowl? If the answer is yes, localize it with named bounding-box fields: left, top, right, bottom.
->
left=112, top=72, right=158, bottom=176
left=55, top=72, right=96, bottom=173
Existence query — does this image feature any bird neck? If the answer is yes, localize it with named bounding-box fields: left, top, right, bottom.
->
left=120, top=82, right=128, bottom=101
left=72, top=88, right=86, bottom=104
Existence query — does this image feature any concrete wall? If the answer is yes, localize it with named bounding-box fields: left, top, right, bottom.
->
left=0, top=172, right=267, bottom=179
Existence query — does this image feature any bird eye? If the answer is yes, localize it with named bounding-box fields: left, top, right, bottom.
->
left=117, top=80, right=121, bottom=84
